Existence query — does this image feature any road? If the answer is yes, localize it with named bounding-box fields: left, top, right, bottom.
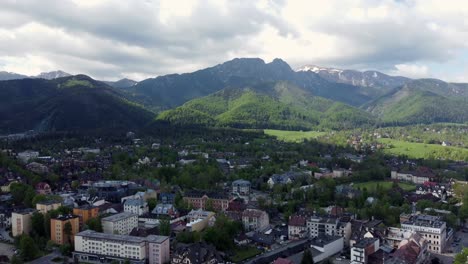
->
left=29, top=250, right=63, bottom=264
left=0, top=242, right=14, bottom=260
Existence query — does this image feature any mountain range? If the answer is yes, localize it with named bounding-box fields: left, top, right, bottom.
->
left=0, top=75, right=153, bottom=133
left=0, top=58, right=467, bottom=133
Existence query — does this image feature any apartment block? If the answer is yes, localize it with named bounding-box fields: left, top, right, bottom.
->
left=51, top=214, right=80, bottom=245
left=73, top=230, right=170, bottom=264
left=102, top=212, right=138, bottom=235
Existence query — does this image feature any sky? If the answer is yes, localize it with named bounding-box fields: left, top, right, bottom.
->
left=1, top=0, right=468, bottom=82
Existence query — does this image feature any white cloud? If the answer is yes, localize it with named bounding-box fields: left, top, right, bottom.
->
left=391, top=64, right=430, bottom=78
left=0, top=0, right=468, bottom=81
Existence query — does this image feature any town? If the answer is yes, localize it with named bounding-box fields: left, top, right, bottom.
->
left=0, top=127, right=467, bottom=264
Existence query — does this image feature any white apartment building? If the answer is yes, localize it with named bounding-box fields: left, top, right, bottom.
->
left=11, top=209, right=35, bottom=237
left=242, top=209, right=269, bottom=232
left=73, top=230, right=170, bottom=264
left=124, top=198, right=149, bottom=216
left=307, top=216, right=351, bottom=240
left=102, top=212, right=138, bottom=235
left=391, top=171, right=430, bottom=184
left=400, top=214, right=447, bottom=253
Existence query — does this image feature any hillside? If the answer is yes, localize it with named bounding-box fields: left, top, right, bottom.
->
left=0, top=75, right=154, bottom=133
left=104, top=78, right=137, bottom=89
left=364, top=80, right=468, bottom=125
left=157, top=81, right=374, bottom=130
left=128, top=58, right=373, bottom=111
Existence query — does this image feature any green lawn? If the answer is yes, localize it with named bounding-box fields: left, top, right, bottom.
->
left=378, top=138, right=468, bottom=161
left=230, top=246, right=262, bottom=262
left=353, top=181, right=416, bottom=192
left=264, top=129, right=326, bottom=142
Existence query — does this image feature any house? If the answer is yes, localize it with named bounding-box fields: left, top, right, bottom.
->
left=232, top=179, right=251, bottom=196
left=36, top=200, right=61, bottom=214
left=159, top=193, right=176, bottom=204
left=267, top=171, right=307, bottom=188
left=35, top=182, right=52, bottom=195
left=151, top=203, right=178, bottom=218
left=26, top=162, right=49, bottom=174
left=288, top=214, right=308, bottom=240
left=336, top=184, right=361, bottom=199
left=385, top=232, right=429, bottom=264
left=171, top=242, right=224, bottom=264
left=183, top=191, right=230, bottom=211
left=242, top=209, right=269, bottom=232
left=124, top=198, right=149, bottom=216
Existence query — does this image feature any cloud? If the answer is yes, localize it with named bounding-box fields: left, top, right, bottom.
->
left=391, top=64, right=430, bottom=78
left=0, top=0, right=467, bottom=81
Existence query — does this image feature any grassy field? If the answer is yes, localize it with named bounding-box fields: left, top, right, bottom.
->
left=230, top=246, right=262, bottom=262
left=378, top=138, right=468, bottom=161
left=264, top=129, right=326, bottom=142
left=353, top=181, right=416, bottom=192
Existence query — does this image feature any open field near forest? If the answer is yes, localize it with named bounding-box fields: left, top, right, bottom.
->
left=264, top=129, right=326, bottom=142
left=378, top=138, right=468, bottom=161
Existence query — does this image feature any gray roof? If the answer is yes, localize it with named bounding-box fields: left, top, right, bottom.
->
left=124, top=198, right=146, bottom=207
left=76, top=230, right=168, bottom=244
left=101, top=212, right=137, bottom=222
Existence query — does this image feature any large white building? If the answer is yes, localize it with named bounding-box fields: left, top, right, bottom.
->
left=232, top=179, right=251, bottom=196
left=391, top=170, right=433, bottom=184
left=102, top=212, right=138, bottom=235
left=73, top=230, right=170, bottom=264
left=400, top=214, right=447, bottom=253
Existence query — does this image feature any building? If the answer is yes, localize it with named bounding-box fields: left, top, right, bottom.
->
left=36, top=200, right=61, bottom=214
left=35, top=182, right=52, bottom=195
left=288, top=214, right=308, bottom=240
left=385, top=232, right=430, bottom=264
left=307, top=215, right=352, bottom=239
left=73, top=230, right=170, bottom=264
left=400, top=214, right=447, bottom=253
left=232, top=179, right=251, bottom=195
left=350, top=237, right=380, bottom=264
left=102, top=212, right=138, bottom=235
left=17, top=150, right=39, bottom=163
left=11, top=209, right=35, bottom=237
left=73, top=205, right=99, bottom=225
left=51, top=214, right=80, bottom=245
left=391, top=168, right=434, bottom=184
left=171, top=242, right=223, bottom=264
left=183, top=191, right=230, bottom=211
left=25, top=162, right=49, bottom=174
left=186, top=209, right=215, bottom=232
left=151, top=203, right=178, bottom=218
left=242, top=209, right=269, bottom=232
left=310, top=236, right=344, bottom=263
left=124, top=198, right=149, bottom=216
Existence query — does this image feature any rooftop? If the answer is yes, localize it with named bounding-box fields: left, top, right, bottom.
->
left=102, top=212, right=137, bottom=222
left=76, top=230, right=168, bottom=244
left=354, top=237, right=379, bottom=248
left=53, top=214, right=79, bottom=221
